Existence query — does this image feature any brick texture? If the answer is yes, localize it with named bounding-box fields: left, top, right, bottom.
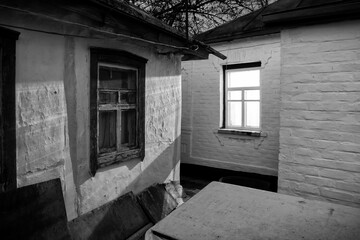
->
left=278, top=20, right=360, bottom=208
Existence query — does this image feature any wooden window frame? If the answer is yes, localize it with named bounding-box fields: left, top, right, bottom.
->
left=222, top=62, right=261, bottom=131
left=0, top=27, right=19, bottom=192
left=90, top=48, right=147, bottom=175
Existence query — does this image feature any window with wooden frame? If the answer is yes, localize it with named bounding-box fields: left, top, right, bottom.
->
left=90, top=48, right=146, bottom=175
left=222, top=62, right=261, bottom=131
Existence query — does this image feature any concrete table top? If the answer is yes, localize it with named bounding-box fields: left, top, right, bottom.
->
left=145, top=181, right=360, bottom=240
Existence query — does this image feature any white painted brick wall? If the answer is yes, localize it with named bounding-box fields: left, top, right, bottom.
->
left=278, top=20, right=360, bottom=208
left=181, top=34, right=281, bottom=176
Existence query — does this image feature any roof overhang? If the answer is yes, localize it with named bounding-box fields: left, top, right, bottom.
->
left=0, top=0, right=225, bottom=61
left=193, top=0, right=360, bottom=45
left=263, top=1, right=360, bottom=26
left=0, top=26, right=20, bottom=40
left=89, top=0, right=226, bottom=61
left=196, top=28, right=281, bottom=45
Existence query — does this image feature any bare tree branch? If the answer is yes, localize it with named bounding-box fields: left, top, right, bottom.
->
left=131, top=0, right=274, bottom=35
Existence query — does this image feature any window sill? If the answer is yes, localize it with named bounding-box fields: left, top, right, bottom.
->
left=218, top=129, right=265, bottom=137
left=97, top=148, right=143, bottom=169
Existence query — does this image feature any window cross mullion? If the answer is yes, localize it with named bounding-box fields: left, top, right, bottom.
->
left=228, top=86, right=259, bottom=90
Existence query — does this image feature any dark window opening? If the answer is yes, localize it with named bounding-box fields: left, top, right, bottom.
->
left=99, top=110, right=117, bottom=153
left=90, top=48, right=147, bottom=175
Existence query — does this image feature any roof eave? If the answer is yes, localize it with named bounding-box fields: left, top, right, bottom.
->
left=90, top=0, right=225, bottom=61
left=263, top=2, right=360, bottom=26
left=90, top=0, right=187, bottom=41
left=196, top=28, right=281, bottom=44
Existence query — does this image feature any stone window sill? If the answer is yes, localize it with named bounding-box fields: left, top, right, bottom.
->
left=217, top=129, right=265, bottom=137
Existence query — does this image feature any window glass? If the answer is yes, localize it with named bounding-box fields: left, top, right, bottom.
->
left=224, top=63, right=261, bottom=130
left=98, top=64, right=139, bottom=155
left=228, top=91, right=242, bottom=100
left=228, top=102, right=242, bottom=127
left=99, top=111, right=117, bottom=153
left=99, top=66, right=110, bottom=81
left=112, top=68, right=136, bottom=89
left=99, top=66, right=137, bottom=89
left=121, top=110, right=137, bottom=148
left=227, top=70, right=259, bottom=88
left=120, top=92, right=137, bottom=104
left=245, top=102, right=260, bottom=128
left=99, top=91, right=118, bottom=104
left=244, top=90, right=260, bottom=100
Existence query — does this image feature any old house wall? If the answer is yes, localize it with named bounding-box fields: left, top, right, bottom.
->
left=181, top=34, right=281, bottom=176
left=15, top=28, right=181, bottom=220
left=16, top=30, right=77, bottom=218
left=278, top=20, right=360, bottom=208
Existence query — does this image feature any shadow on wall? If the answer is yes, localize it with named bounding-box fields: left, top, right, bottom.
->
left=69, top=138, right=180, bottom=239
left=108, top=137, right=181, bottom=194
left=62, top=38, right=182, bottom=217
left=73, top=135, right=181, bottom=216
left=70, top=192, right=151, bottom=240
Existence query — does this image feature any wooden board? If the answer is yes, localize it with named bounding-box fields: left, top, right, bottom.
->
left=146, top=181, right=360, bottom=240
left=137, top=184, right=178, bottom=223
left=0, top=178, right=71, bottom=240
left=69, top=191, right=151, bottom=240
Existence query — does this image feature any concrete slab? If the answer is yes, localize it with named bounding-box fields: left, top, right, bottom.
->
left=146, top=181, right=360, bottom=240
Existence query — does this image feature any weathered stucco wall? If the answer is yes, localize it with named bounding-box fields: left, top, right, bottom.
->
left=16, top=31, right=77, bottom=218
left=181, top=34, right=281, bottom=176
left=73, top=38, right=182, bottom=215
left=15, top=29, right=181, bottom=220
left=278, top=20, right=360, bottom=208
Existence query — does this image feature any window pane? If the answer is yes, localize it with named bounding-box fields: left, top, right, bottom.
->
left=99, top=66, right=110, bottom=81
left=227, top=70, right=259, bottom=88
left=121, top=110, right=137, bottom=148
left=244, top=90, right=260, bottom=100
left=99, top=111, right=117, bottom=153
left=120, top=92, right=137, bottom=104
left=99, top=66, right=137, bottom=89
left=228, top=91, right=242, bottom=100
left=228, top=102, right=242, bottom=127
left=99, top=91, right=118, bottom=104
left=245, top=101, right=260, bottom=128
left=112, top=68, right=136, bottom=89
